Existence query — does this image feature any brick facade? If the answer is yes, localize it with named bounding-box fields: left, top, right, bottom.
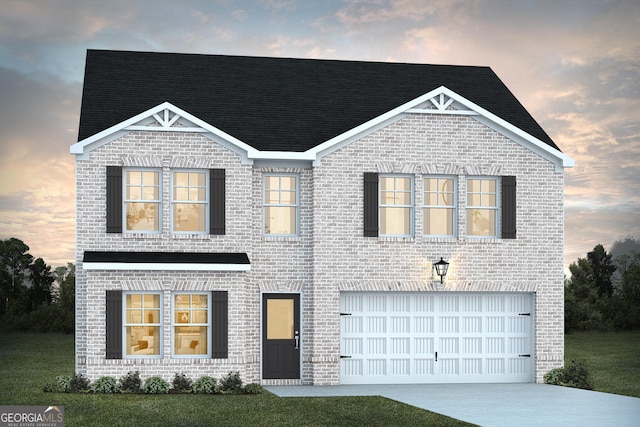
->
left=75, top=113, right=565, bottom=384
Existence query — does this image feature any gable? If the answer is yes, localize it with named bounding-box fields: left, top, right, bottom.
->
left=71, top=87, right=574, bottom=170
left=77, top=50, right=561, bottom=152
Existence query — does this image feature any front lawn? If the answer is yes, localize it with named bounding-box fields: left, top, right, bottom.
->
left=564, top=330, right=640, bottom=398
left=0, top=332, right=472, bottom=427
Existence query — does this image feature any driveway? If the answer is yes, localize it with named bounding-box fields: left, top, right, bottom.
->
left=266, top=383, right=640, bottom=427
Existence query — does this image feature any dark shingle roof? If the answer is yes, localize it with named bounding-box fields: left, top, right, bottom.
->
left=78, top=49, right=559, bottom=151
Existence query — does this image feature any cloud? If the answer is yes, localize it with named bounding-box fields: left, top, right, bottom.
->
left=0, top=0, right=638, bottom=273
left=0, top=66, right=79, bottom=266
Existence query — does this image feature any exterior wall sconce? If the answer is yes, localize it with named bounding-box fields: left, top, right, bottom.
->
left=434, top=257, right=450, bottom=284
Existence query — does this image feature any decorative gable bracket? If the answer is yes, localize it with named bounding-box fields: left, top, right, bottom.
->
left=124, top=108, right=208, bottom=132
left=406, top=93, right=478, bottom=116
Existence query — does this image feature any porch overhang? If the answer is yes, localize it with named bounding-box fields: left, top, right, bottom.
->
left=82, top=251, right=251, bottom=271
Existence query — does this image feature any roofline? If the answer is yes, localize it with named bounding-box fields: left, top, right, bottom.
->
left=71, top=87, right=574, bottom=169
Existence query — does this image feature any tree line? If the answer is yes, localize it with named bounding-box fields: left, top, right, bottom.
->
left=0, top=237, right=74, bottom=333
left=565, top=237, right=640, bottom=332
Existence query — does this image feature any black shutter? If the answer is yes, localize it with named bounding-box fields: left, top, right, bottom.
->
left=106, top=166, right=123, bottom=233
left=501, top=176, right=517, bottom=239
left=211, top=291, right=228, bottom=358
left=364, top=172, right=379, bottom=237
left=105, top=290, right=122, bottom=359
left=210, top=169, right=225, bottom=235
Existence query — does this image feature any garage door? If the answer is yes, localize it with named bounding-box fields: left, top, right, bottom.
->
left=340, top=292, right=534, bottom=384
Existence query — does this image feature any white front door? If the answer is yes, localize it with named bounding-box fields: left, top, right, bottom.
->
left=340, top=292, right=534, bottom=384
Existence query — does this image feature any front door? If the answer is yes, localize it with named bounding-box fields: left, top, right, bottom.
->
left=262, top=293, right=301, bottom=379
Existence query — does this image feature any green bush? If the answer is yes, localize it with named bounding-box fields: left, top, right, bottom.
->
left=144, top=376, right=170, bottom=394
left=192, top=376, right=217, bottom=394
left=543, top=368, right=563, bottom=385
left=70, top=373, right=91, bottom=392
left=171, top=373, right=192, bottom=393
left=44, top=375, right=72, bottom=393
left=244, top=383, right=265, bottom=394
left=544, top=360, right=593, bottom=390
left=219, top=371, right=243, bottom=394
left=92, top=376, right=119, bottom=393
left=118, top=371, right=142, bottom=393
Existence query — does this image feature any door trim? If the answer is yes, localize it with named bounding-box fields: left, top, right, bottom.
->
left=261, top=293, right=301, bottom=380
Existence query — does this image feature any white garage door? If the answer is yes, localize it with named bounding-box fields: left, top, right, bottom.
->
left=340, top=292, right=534, bottom=384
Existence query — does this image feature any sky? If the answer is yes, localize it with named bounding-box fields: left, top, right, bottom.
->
left=0, top=0, right=639, bottom=273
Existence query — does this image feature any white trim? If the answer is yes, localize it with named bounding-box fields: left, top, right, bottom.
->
left=70, top=88, right=574, bottom=169
left=83, top=262, right=251, bottom=271
left=262, top=173, right=300, bottom=237
left=171, top=169, right=209, bottom=235
left=123, top=291, right=163, bottom=360
left=171, top=292, right=212, bottom=359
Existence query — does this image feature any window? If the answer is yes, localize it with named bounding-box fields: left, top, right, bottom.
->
left=424, top=177, right=456, bottom=236
left=173, top=293, right=210, bottom=357
left=124, top=169, right=161, bottom=232
left=124, top=293, right=162, bottom=358
left=379, top=175, right=413, bottom=236
left=263, top=174, right=299, bottom=235
left=105, top=290, right=228, bottom=360
left=467, top=177, right=499, bottom=237
left=172, top=170, right=208, bottom=233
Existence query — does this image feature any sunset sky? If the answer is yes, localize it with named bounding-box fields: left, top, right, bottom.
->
left=0, top=0, right=638, bottom=273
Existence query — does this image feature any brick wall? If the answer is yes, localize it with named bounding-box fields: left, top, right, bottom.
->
left=75, top=113, right=565, bottom=384
left=308, top=114, right=564, bottom=383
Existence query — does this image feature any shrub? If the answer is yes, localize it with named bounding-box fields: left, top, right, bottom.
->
left=192, top=376, right=217, bottom=394
left=543, top=368, right=564, bottom=385
left=219, top=371, right=243, bottom=394
left=92, top=376, right=119, bottom=393
left=544, top=360, right=593, bottom=390
left=171, top=373, right=192, bottom=393
left=244, top=383, right=265, bottom=394
left=44, top=373, right=91, bottom=393
left=144, top=376, right=170, bottom=394
left=44, top=375, right=72, bottom=393
left=70, top=373, right=91, bottom=392
left=119, top=371, right=142, bottom=393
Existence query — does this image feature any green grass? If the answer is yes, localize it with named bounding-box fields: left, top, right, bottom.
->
left=564, top=330, right=640, bottom=398
left=0, top=332, right=473, bottom=427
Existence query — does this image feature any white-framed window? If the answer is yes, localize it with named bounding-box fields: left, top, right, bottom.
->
left=172, top=293, right=211, bottom=358
left=124, top=169, right=161, bottom=233
left=379, top=175, right=414, bottom=237
left=424, top=176, right=457, bottom=237
left=124, top=292, right=162, bottom=358
left=466, top=177, right=500, bottom=237
left=172, top=170, right=208, bottom=233
left=263, top=174, right=299, bottom=236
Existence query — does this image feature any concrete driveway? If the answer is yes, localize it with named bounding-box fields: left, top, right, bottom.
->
left=266, top=383, right=640, bottom=427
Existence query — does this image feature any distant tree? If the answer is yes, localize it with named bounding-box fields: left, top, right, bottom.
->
left=0, top=238, right=34, bottom=315
left=565, top=257, right=606, bottom=332
left=610, top=236, right=640, bottom=284
left=28, top=257, right=54, bottom=311
left=587, top=244, right=617, bottom=297
left=53, top=263, right=75, bottom=315
left=610, top=252, right=640, bottom=330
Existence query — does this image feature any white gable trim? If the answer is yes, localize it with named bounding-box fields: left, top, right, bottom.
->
left=70, top=88, right=573, bottom=169
left=309, top=86, right=574, bottom=170
left=70, top=102, right=260, bottom=161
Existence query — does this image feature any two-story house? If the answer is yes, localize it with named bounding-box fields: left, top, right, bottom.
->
left=71, top=50, right=573, bottom=385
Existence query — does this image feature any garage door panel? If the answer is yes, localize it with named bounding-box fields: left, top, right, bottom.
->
left=340, top=292, right=533, bottom=384
left=463, top=316, right=482, bottom=332
left=414, top=337, right=434, bottom=353
left=414, top=316, right=434, bottom=333
left=367, top=317, right=386, bottom=333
